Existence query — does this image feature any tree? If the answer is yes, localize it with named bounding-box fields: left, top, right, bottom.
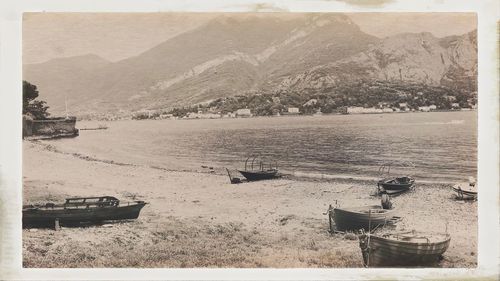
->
left=23, top=80, right=49, bottom=119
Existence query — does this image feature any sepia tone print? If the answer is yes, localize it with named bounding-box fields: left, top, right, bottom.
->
left=22, top=13, right=477, bottom=268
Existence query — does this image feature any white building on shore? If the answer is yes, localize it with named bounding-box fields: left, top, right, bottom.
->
left=236, top=108, right=252, bottom=117
left=186, top=112, right=221, bottom=119
left=347, top=107, right=384, bottom=114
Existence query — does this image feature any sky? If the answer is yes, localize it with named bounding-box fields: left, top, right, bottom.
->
left=23, top=13, right=477, bottom=64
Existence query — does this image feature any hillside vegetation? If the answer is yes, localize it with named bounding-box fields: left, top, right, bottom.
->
left=164, top=80, right=475, bottom=118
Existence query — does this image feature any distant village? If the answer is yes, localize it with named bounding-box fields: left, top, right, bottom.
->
left=129, top=80, right=477, bottom=121
left=131, top=98, right=476, bottom=121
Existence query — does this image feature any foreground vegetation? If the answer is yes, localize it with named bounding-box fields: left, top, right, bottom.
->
left=23, top=216, right=362, bottom=268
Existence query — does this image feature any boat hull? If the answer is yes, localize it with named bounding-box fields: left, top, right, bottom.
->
left=359, top=233, right=451, bottom=267
left=23, top=202, right=147, bottom=227
left=378, top=181, right=414, bottom=190
left=383, top=188, right=410, bottom=196
left=238, top=170, right=279, bottom=181
left=378, top=177, right=414, bottom=195
left=452, top=185, right=477, bottom=200
left=332, top=206, right=396, bottom=232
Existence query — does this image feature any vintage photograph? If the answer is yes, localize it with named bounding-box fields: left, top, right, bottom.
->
left=21, top=12, right=477, bottom=268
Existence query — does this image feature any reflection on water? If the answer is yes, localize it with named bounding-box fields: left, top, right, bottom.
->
left=52, top=111, right=477, bottom=183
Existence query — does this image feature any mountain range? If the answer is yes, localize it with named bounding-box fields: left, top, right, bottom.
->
left=23, top=14, right=477, bottom=117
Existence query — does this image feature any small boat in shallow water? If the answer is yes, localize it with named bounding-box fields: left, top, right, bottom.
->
left=23, top=196, right=147, bottom=227
left=358, top=231, right=451, bottom=267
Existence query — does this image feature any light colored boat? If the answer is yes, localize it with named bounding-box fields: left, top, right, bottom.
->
left=358, top=231, right=451, bottom=267
left=452, top=182, right=477, bottom=200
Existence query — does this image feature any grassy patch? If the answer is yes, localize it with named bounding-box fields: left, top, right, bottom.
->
left=23, top=217, right=364, bottom=268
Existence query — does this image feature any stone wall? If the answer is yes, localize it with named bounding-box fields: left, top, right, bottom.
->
left=23, top=116, right=78, bottom=138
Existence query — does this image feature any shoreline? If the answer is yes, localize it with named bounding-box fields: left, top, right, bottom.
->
left=22, top=141, right=477, bottom=268
left=29, top=140, right=462, bottom=186
left=74, top=108, right=476, bottom=122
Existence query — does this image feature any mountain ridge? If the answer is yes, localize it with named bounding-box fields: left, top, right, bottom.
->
left=23, top=15, right=477, bottom=118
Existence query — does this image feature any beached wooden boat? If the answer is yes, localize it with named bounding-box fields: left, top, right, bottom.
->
left=377, top=176, right=415, bottom=195
left=22, top=196, right=147, bottom=227
left=238, top=155, right=280, bottom=181
left=377, top=162, right=415, bottom=195
left=330, top=205, right=397, bottom=232
left=238, top=169, right=279, bottom=181
left=358, top=231, right=451, bottom=267
left=452, top=182, right=477, bottom=200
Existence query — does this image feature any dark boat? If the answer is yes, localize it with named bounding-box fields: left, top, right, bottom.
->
left=238, top=169, right=279, bottom=181
left=376, top=162, right=415, bottom=195
left=327, top=195, right=398, bottom=232
left=377, top=176, right=415, bottom=195
left=238, top=156, right=280, bottom=182
left=358, top=231, right=451, bottom=267
left=452, top=182, right=477, bottom=200
left=23, top=196, right=147, bottom=227
left=330, top=205, right=397, bottom=232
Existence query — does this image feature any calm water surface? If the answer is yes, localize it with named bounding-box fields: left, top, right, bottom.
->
left=53, top=111, right=477, bottom=183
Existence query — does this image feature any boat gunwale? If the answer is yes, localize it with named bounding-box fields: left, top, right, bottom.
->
left=238, top=169, right=278, bottom=175
left=452, top=186, right=477, bottom=195
left=238, top=169, right=280, bottom=181
left=22, top=202, right=148, bottom=227
left=23, top=200, right=147, bottom=211
left=333, top=205, right=395, bottom=216
left=378, top=177, right=415, bottom=188
left=368, top=233, right=451, bottom=247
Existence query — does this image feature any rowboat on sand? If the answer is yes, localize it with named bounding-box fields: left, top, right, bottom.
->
left=358, top=231, right=451, bottom=267
left=238, top=169, right=279, bottom=181
left=329, top=205, right=397, bottom=232
left=377, top=162, right=415, bottom=196
left=327, top=194, right=399, bottom=232
left=23, top=196, right=147, bottom=228
left=238, top=155, right=280, bottom=181
left=452, top=182, right=477, bottom=200
left=377, top=176, right=415, bottom=195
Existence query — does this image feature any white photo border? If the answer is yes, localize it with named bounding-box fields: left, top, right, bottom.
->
left=0, top=0, right=498, bottom=280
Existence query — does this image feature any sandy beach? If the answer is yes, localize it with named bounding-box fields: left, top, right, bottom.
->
left=22, top=140, right=477, bottom=268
